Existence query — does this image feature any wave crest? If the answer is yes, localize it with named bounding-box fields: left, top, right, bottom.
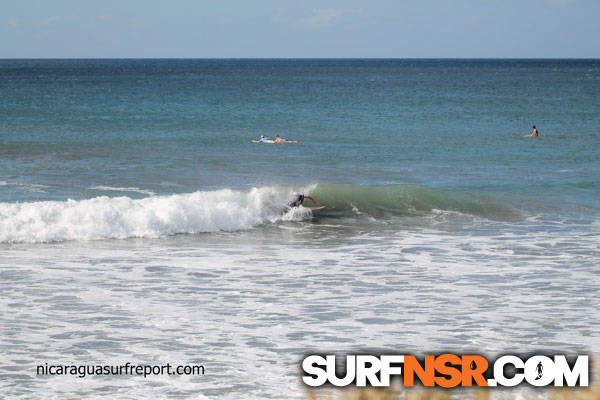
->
left=0, top=187, right=302, bottom=243
left=0, top=183, right=517, bottom=243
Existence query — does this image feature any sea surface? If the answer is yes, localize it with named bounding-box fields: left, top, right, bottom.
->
left=1, top=59, right=599, bottom=399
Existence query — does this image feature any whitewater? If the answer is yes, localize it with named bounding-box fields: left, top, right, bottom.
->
left=2, top=203, right=598, bottom=399
left=0, top=186, right=299, bottom=243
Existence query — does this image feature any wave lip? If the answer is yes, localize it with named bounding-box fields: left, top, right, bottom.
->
left=0, top=187, right=297, bottom=244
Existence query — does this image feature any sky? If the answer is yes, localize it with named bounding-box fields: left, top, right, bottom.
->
left=1, top=0, right=599, bottom=58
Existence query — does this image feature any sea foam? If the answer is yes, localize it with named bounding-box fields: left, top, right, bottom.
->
left=0, top=187, right=304, bottom=243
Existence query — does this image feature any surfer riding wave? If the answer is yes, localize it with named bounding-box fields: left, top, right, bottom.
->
left=287, top=192, right=316, bottom=208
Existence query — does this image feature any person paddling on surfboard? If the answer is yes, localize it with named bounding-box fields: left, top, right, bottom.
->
left=287, top=192, right=316, bottom=207
left=531, top=125, right=539, bottom=137
left=275, top=135, right=298, bottom=143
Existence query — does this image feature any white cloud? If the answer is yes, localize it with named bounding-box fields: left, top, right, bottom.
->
left=8, top=17, right=21, bottom=29
left=97, top=13, right=113, bottom=22
left=42, top=16, right=61, bottom=26
left=216, top=16, right=233, bottom=26
left=296, top=9, right=363, bottom=28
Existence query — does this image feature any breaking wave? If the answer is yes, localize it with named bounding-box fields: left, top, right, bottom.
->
left=0, top=184, right=516, bottom=243
left=0, top=187, right=295, bottom=243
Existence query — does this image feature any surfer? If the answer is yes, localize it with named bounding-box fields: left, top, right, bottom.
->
left=531, top=125, right=539, bottom=137
left=287, top=192, right=316, bottom=208
left=258, top=135, right=273, bottom=143
left=275, top=135, right=298, bottom=143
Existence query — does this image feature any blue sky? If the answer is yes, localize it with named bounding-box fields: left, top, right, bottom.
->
left=1, top=0, right=598, bottom=58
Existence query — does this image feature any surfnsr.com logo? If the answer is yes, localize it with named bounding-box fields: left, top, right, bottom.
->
left=302, top=354, right=589, bottom=388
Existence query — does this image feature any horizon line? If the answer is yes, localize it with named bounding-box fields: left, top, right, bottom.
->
left=1, top=57, right=599, bottom=60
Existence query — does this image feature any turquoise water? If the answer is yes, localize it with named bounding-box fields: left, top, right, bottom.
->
left=1, top=59, right=599, bottom=205
left=1, top=59, right=599, bottom=399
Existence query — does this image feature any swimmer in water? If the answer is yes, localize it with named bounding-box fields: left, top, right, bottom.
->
left=531, top=125, right=539, bottom=137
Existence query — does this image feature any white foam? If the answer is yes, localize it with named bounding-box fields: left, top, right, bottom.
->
left=279, top=205, right=313, bottom=221
left=0, top=181, right=48, bottom=192
left=2, top=212, right=598, bottom=399
left=91, top=186, right=156, bottom=196
left=0, top=186, right=310, bottom=243
left=24, top=183, right=47, bottom=193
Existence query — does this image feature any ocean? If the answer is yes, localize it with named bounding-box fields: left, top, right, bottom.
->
left=1, top=59, right=599, bottom=399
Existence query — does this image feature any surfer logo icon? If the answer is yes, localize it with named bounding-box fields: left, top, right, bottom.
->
left=535, top=361, right=543, bottom=380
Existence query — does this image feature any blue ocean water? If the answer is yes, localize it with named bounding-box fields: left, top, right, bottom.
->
left=0, top=59, right=599, bottom=399
left=1, top=59, right=599, bottom=205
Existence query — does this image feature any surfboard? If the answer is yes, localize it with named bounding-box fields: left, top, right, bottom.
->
left=252, top=137, right=298, bottom=143
left=310, top=206, right=326, bottom=211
